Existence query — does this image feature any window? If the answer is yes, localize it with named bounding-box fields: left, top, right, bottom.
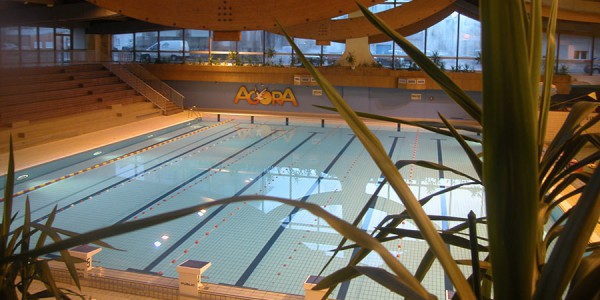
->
left=427, top=12, right=458, bottom=70
left=458, top=14, right=481, bottom=71
left=185, top=29, right=209, bottom=62
left=238, top=31, right=263, bottom=64
left=558, top=33, right=593, bottom=73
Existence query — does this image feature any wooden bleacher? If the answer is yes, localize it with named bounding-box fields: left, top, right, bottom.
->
left=0, top=64, right=164, bottom=153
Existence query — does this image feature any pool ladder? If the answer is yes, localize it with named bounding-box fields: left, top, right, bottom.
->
left=188, top=106, right=203, bottom=120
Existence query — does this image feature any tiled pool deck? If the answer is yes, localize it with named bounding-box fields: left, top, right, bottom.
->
left=39, top=260, right=304, bottom=300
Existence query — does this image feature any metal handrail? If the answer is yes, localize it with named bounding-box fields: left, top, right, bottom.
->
left=102, top=62, right=170, bottom=114
left=122, top=63, right=185, bottom=109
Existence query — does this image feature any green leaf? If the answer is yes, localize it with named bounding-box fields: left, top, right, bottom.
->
left=537, top=0, right=558, bottom=151
left=2, top=136, right=15, bottom=258
left=312, top=105, right=482, bottom=143
left=480, top=0, right=540, bottom=298
left=542, top=102, right=599, bottom=176
left=313, top=265, right=361, bottom=290
left=379, top=228, right=488, bottom=251
left=565, top=250, right=600, bottom=300
left=277, top=19, right=474, bottom=299
left=354, top=266, right=436, bottom=300
left=35, top=259, right=65, bottom=300
left=319, top=175, right=390, bottom=277
left=27, top=223, right=81, bottom=290
left=4, top=195, right=433, bottom=298
left=534, top=166, right=600, bottom=299
left=438, top=113, right=482, bottom=180
left=356, top=2, right=481, bottom=124
left=394, top=160, right=480, bottom=183
left=50, top=227, right=122, bottom=251
left=414, top=249, right=435, bottom=282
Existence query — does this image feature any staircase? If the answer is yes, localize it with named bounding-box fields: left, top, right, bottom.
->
left=0, top=64, right=167, bottom=152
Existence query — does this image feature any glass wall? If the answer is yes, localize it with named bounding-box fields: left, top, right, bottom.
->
left=590, top=37, right=600, bottom=75
left=1, top=11, right=598, bottom=76
left=0, top=25, right=86, bottom=65
left=558, top=34, right=594, bottom=74
left=458, top=14, right=481, bottom=71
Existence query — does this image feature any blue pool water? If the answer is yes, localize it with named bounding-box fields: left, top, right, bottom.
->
left=2, top=117, right=484, bottom=299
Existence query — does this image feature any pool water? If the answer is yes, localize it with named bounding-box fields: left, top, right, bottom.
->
left=2, top=118, right=485, bottom=299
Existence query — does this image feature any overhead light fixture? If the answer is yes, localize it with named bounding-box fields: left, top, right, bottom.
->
left=17, top=174, right=29, bottom=181
left=93, top=151, right=102, bottom=156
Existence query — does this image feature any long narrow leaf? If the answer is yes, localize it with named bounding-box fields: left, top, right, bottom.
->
left=438, top=113, right=482, bottom=180
left=28, top=223, right=81, bottom=290
left=565, top=250, right=600, bottom=300
left=356, top=2, right=482, bottom=124
left=534, top=166, right=600, bottom=299
left=278, top=19, right=474, bottom=299
left=313, top=105, right=482, bottom=142
left=35, top=260, right=64, bottom=300
left=2, top=136, right=15, bottom=257
left=319, top=176, right=390, bottom=277
left=4, top=195, right=433, bottom=298
left=537, top=0, right=558, bottom=151
left=313, top=265, right=361, bottom=290
left=379, top=228, right=488, bottom=251
left=354, top=266, right=436, bottom=300
left=375, top=182, right=482, bottom=229
left=414, top=248, right=435, bottom=282
left=542, top=102, right=599, bottom=176
left=480, top=0, right=540, bottom=298
left=394, top=160, right=480, bottom=183
left=34, top=207, right=57, bottom=251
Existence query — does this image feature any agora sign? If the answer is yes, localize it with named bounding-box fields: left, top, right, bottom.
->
left=234, top=86, right=298, bottom=107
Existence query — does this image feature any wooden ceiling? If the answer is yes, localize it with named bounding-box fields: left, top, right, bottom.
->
left=1, top=0, right=599, bottom=39
left=87, top=0, right=386, bottom=31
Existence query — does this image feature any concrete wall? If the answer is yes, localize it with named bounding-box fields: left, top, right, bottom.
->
left=166, top=81, right=483, bottom=121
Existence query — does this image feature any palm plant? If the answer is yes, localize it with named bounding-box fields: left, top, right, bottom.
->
left=274, top=0, right=600, bottom=299
left=1, top=138, right=117, bottom=300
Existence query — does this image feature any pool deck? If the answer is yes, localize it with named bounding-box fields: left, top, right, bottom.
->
left=1, top=112, right=197, bottom=175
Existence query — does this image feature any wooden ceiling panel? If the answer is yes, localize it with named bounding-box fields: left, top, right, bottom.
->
left=268, top=0, right=456, bottom=41
left=86, top=0, right=385, bottom=31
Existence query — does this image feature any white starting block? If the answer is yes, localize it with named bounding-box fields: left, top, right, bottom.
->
left=176, top=259, right=212, bottom=296
left=67, top=245, right=102, bottom=278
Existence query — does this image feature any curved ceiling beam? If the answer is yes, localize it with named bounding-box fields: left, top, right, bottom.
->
left=367, top=3, right=457, bottom=44
left=86, top=0, right=384, bottom=31
left=269, top=0, right=455, bottom=42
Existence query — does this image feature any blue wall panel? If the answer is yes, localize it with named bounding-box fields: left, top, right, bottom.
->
left=166, top=81, right=482, bottom=121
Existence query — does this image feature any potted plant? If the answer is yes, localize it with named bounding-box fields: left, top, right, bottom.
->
left=277, top=0, right=600, bottom=299
left=345, top=51, right=356, bottom=69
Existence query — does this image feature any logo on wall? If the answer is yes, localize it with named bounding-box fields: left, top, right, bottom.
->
left=234, top=86, right=298, bottom=107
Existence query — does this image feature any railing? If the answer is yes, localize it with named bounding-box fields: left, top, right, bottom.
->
left=102, top=62, right=171, bottom=114
left=187, top=105, right=203, bottom=120
left=122, top=63, right=184, bottom=109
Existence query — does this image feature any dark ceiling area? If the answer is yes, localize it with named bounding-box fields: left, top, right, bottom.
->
left=0, top=0, right=174, bottom=34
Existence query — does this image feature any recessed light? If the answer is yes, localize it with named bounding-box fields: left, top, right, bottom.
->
left=17, top=174, right=29, bottom=180
left=93, top=151, right=102, bottom=156
left=161, top=235, right=169, bottom=240
left=154, top=241, right=162, bottom=247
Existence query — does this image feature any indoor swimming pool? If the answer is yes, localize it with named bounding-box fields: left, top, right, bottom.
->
left=1, top=116, right=485, bottom=299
